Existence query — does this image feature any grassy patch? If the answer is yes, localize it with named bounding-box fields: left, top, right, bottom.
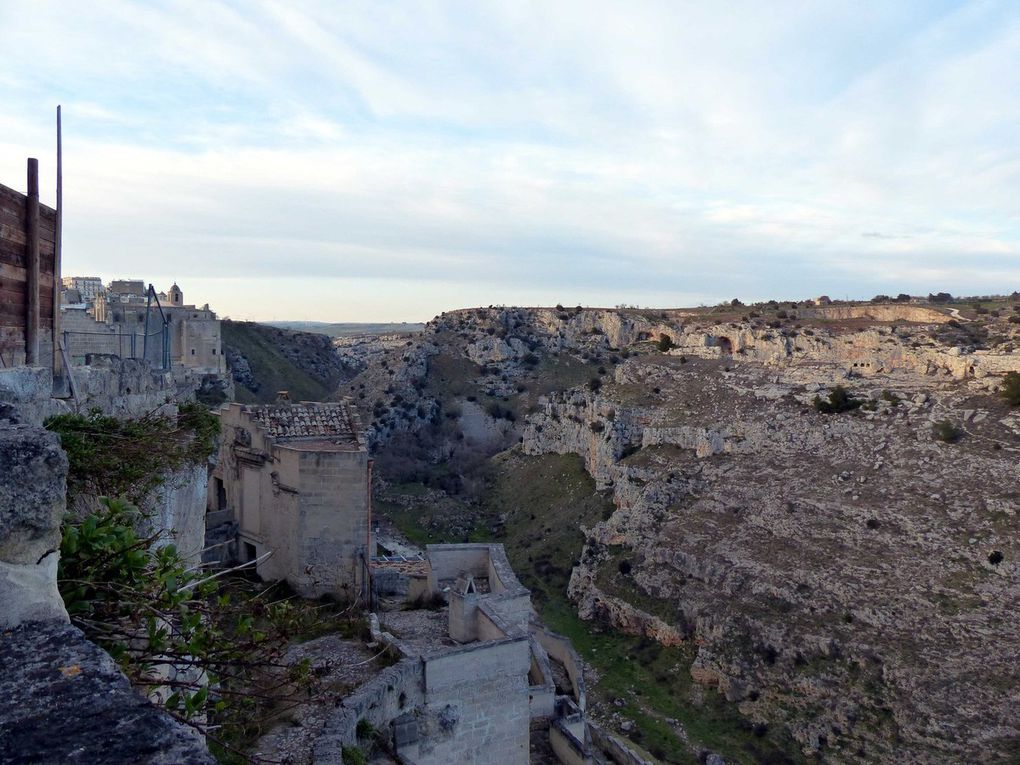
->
left=222, top=320, right=336, bottom=404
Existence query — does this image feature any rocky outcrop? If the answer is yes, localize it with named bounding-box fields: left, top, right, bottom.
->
left=0, top=362, right=216, bottom=763
left=0, top=620, right=214, bottom=764
left=139, top=463, right=209, bottom=564
left=523, top=351, right=1020, bottom=763
left=0, top=425, right=69, bottom=629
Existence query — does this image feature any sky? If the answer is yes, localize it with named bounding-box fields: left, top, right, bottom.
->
left=1, top=1, right=1019, bottom=322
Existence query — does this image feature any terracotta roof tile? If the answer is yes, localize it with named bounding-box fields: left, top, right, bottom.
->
left=245, top=402, right=360, bottom=443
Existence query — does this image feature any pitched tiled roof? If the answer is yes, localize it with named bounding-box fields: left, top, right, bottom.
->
left=245, top=401, right=359, bottom=443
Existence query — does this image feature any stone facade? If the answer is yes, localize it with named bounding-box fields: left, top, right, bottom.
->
left=210, top=401, right=372, bottom=599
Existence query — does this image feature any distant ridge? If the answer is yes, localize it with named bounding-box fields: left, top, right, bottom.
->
left=262, top=321, right=426, bottom=338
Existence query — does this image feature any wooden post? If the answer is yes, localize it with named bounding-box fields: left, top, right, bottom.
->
left=52, top=105, right=63, bottom=377
left=25, top=158, right=40, bottom=365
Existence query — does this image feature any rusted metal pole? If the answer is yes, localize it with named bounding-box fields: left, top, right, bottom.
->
left=25, top=158, right=40, bottom=365
left=52, top=105, right=63, bottom=377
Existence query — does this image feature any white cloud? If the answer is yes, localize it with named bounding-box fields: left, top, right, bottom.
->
left=0, top=0, right=1018, bottom=320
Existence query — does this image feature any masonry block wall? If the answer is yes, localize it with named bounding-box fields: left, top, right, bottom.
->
left=416, top=639, right=532, bottom=765
left=294, top=447, right=369, bottom=597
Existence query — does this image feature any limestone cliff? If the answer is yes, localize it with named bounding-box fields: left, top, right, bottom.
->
left=523, top=353, right=1020, bottom=763
left=348, top=302, right=1020, bottom=764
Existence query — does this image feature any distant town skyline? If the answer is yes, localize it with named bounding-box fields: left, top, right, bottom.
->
left=2, top=1, right=1018, bottom=323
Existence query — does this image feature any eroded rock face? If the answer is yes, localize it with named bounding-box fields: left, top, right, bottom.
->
left=0, top=426, right=67, bottom=563
left=0, top=425, right=70, bottom=628
left=525, top=354, right=1020, bottom=763
left=338, top=304, right=1020, bottom=762
left=0, top=620, right=214, bottom=764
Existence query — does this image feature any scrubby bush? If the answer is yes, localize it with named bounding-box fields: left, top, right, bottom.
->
left=813, top=386, right=861, bottom=414
left=988, top=550, right=1004, bottom=565
left=657, top=334, right=674, bottom=352
left=588, top=377, right=602, bottom=392
left=1002, top=371, right=1020, bottom=406
left=933, top=420, right=962, bottom=443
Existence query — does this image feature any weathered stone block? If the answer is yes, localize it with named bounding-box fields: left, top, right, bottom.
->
left=0, top=425, right=67, bottom=564
left=0, top=554, right=67, bottom=628
left=0, top=367, right=53, bottom=425
left=0, top=620, right=214, bottom=764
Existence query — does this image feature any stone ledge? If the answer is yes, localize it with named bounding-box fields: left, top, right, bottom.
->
left=0, top=621, right=214, bottom=764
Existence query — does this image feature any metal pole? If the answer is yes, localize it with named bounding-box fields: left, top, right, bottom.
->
left=52, top=105, right=63, bottom=377
left=143, top=284, right=152, bottom=361
left=25, top=159, right=40, bottom=365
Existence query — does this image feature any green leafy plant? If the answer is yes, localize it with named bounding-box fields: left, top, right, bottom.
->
left=58, top=496, right=366, bottom=758
left=880, top=390, right=901, bottom=405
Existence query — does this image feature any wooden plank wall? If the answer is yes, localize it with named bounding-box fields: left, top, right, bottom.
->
left=0, top=181, right=57, bottom=366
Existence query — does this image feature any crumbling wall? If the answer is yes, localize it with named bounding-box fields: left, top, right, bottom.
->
left=312, top=657, right=425, bottom=763
left=0, top=366, right=65, bottom=425
left=71, top=355, right=194, bottom=416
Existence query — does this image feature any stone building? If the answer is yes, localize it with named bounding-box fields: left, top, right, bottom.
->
left=61, top=276, right=104, bottom=304
left=74, top=281, right=226, bottom=374
left=316, top=543, right=594, bottom=765
left=209, top=400, right=372, bottom=600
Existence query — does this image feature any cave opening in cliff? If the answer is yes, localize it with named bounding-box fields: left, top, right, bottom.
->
left=717, top=336, right=733, bottom=355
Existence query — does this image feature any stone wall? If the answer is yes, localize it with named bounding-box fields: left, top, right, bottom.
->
left=70, top=356, right=195, bottom=417
left=417, top=638, right=532, bottom=765
left=425, top=543, right=491, bottom=588
left=587, top=723, right=656, bottom=765
left=312, top=657, right=425, bottom=762
left=532, top=625, right=588, bottom=711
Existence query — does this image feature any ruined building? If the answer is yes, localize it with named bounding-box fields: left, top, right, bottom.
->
left=209, top=399, right=372, bottom=600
